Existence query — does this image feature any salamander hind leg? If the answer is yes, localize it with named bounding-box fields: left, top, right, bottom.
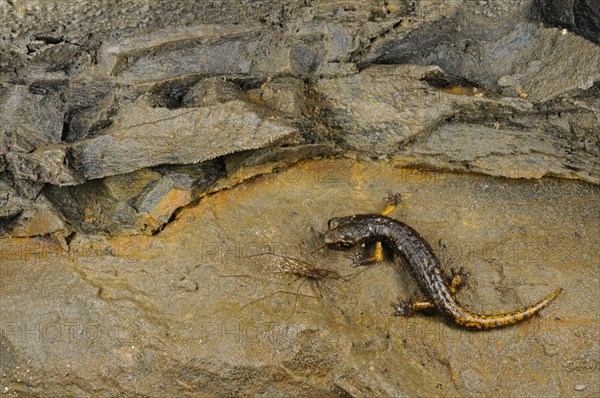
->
left=391, top=298, right=435, bottom=317
left=448, top=267, right=470, bottom=294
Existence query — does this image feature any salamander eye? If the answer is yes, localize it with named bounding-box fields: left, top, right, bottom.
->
left=328, top=218, right=341, bottom=229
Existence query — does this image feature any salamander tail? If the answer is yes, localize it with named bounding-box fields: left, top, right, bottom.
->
left=453, top=288, right=563, bottom=329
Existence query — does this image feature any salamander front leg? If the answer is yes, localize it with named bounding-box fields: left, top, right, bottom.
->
left=348, top=242, right=384, bottom=266
left=346, top=193, right=403, bottom=267
left=381, top=192, right=402, bottom=216
left=391, top=298, right=435, bottom=317
left=358, top=193, right=403, bottom=266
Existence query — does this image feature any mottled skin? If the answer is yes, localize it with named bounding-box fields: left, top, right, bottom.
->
left=323, top=214, right=562, bottom=329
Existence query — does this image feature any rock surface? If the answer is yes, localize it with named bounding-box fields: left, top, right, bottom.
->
left=1, top=0, right=599, bottom=238
left=1, top=0, right=598, bottom=238
left=314, top=64, right=599, bottom=182
left=1, top=160, right=598, bottom=397
left=68, top=99, right=299, bottom=180
left=536, top=0, right=600, bottom=45
left=1, top=0, right=599, bottom=396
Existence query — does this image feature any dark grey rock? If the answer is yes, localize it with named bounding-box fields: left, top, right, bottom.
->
left=0, top=180, right=28, bottom=221
left=0, top=0, right=598, bottom=236
left=102, top=169, right=162, bottom=203
left=489, top=24, right=600, bottom=101
left=5, top=147, right=83, bottom=187
left=27, top=42, right=86, bottom=76
left=43, top=179, right=137, bottom=235
left=366, top=15, right=600, bottom=101
left=535, top=0, right=600, bottom=45
left=132, top=161, right=226, bottom=235
left=407, top=122, right=599, bottom=182
left=42, top=161, right=226, bottom=235
left=63, top=80, right=117, bottom=143
left=181, top=77, right=243, bottom=108
left=314, top=64, right=600, bottom=183
left=68, top=99, right=299, bottom=180
left=97, top=25, right=317, bottom=82
left=132, top=174, right=195, bottom=234
left=1, top=0, right=600, bottom=396
left=323, top=23, right=356, bottom=62
left=260, top=77, right=307, bottom=117
left=314, top=64, right=464, bottom=154
left=65, top=95, right=117, bottom=143
left=0, top=86, right=64, bottom=153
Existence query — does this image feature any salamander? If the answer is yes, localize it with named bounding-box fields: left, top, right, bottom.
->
left=322, top=214, right=562, bottom=329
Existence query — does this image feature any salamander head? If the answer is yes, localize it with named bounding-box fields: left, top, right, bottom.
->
left=323, top=214, right=379, bottom=250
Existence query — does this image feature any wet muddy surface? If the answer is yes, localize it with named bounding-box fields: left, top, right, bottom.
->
left=1, top=159, right=598, bottom=397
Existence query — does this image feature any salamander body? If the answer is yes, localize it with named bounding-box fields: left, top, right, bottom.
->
left=323, top=214, right=562, bottom=329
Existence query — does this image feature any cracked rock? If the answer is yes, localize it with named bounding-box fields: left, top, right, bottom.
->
left=536, top=0, right=600, bottom=45
left=260, top=77, right=307, bottom=117
left=6, top=146, right=83, bottom=187
left=314, top=64, right=600, bottom=183
left=0, top=179, right=29, bottom=222
left=9, top=195, right=68, bottom=237
left=181, top=77, right=243, bottom=108
left=0, top=86, right=64, bottom=153
left=68, top=99, right=300, bottom=180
